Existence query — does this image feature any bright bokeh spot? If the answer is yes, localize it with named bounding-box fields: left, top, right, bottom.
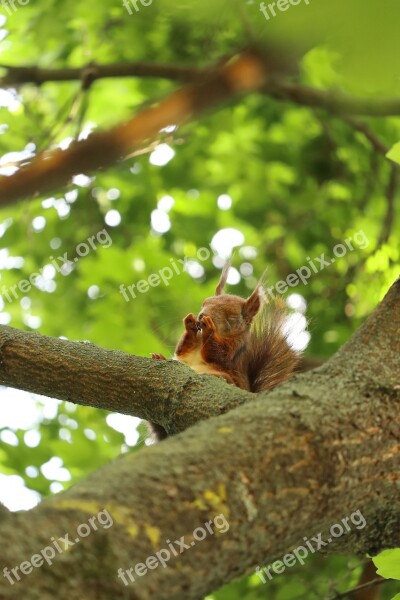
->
left=106, top=413, right=141, bottom=446
left=287, top=293, right=307, bottom=313
left=0, top=474, right=40, bottom=511
left=211, top=228, right=245, bottom=259
left=158, top=195, right=175, bottom=212
left=226, top=266, right=240, bottom=285
left=105, top=209, right=121, bottom=227
left=149, top=143, right=175, bottom=166
left=32, top=216, right=46, bottom=232
left=151, top=209, right=171, bottom=233
left=217, top=194, right=232, bottom=210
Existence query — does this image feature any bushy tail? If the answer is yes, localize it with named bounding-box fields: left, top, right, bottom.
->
left=246, top=299, right=301, bottom=393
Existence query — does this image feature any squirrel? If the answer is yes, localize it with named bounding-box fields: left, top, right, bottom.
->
left=149, top=265, right=300, bottom=440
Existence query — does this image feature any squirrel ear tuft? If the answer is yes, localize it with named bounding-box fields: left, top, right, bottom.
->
left=215, top=263, right=230, bottom=295
left=243, top=286, right=261, bottom=321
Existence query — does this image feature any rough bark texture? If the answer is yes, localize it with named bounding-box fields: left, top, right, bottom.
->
left=0, top=279, right=398, bottom=599
left=0, top=325, right=251, bottom=432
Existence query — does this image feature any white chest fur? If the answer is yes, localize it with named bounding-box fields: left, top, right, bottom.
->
left=174, top=347, right=214, bottom=374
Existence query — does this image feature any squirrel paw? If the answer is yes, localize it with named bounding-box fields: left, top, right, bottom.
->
left=199, top=315, right=216, bottom=333
left=183, top=313, right=199, bottom=333
left=151, top=353, right=166, bottom=360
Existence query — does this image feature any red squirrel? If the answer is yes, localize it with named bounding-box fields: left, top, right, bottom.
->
left=150, top=265, right=300, bottom=440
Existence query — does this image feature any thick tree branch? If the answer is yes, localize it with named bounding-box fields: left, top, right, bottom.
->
left=0, top=325, right=251, bottom=433
left=0, top=280, right=399, bottom=599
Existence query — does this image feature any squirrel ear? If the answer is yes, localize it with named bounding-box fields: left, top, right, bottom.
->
left=243, top=286, right=261, bottom=321
left=215, top=263, right=230, bottom=295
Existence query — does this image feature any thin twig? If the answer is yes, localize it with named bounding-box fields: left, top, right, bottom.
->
left=377, top=164, right=398, bottom=248
left=0, top=62, right=206, bottom=86
left=342, top=116, right=390, bottom=155
left=327, top=577, right=388, bottom=600
left=265, top=81, right=400, bottom=117
left=341, top=116, right=398, bottom=251
left=3, top=61, right=400, bottom=116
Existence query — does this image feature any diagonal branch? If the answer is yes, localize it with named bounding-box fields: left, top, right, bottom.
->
left=328, top=578, right=386, bottom=600
left=0, top=50, right=277, bottom=206
left=342, top=116, right=390, bottom=156
left=3, top=53, right=400, bottom=206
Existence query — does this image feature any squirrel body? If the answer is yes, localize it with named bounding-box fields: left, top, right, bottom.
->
left=150, top=266, right=300, bottom=440
left=174, top=288, right=261, bottom=390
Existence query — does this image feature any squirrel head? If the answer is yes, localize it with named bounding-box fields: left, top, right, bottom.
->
left=197, top=265, right=261, bottom=336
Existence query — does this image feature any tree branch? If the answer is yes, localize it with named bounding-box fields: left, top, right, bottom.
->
left=0, top=280, right=399, bottom=599
left=0, top=50, right=278, bottom=206
left=0, top=324, right=251, bottom=433
left=329, top=578, right=387, bottom=600
left=4, top=60, right=400, bottom=117
left=0, top=278, right=399, bottom=436
left=339, top=116, right=398, bottom=250
left=3, top=52, right=400, bottom=206
left=0, top=62, right=206, bottom=87
left=377, top=164, right=398, bottom=248
left=342, top=116, right=390, bottom=156
left=264, top=81, right=400, bottom=117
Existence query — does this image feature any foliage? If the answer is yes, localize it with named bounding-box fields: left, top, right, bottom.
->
left=0, top=0, right=399, bottom=597
left=373, top=549, right=400, bottom=581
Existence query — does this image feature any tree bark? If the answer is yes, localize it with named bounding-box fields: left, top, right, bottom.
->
left=0, top=279, right=398, bottom=599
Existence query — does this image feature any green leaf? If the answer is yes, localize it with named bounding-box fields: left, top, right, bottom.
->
left=386, top=142, right=400, bottom=165
left=372, top=549, right=400, bottom=580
